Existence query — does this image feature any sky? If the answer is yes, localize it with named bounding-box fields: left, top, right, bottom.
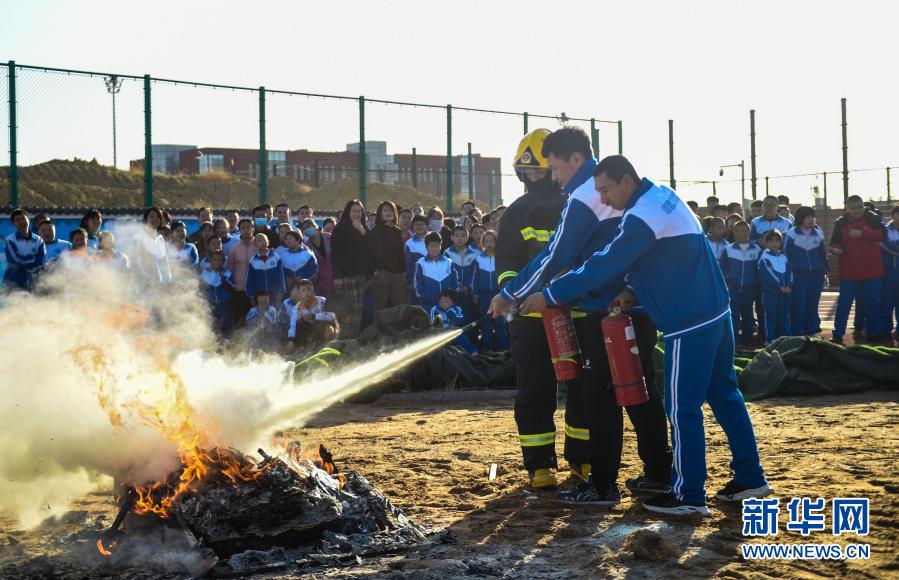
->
left=1, top=0, right=898, bottom=207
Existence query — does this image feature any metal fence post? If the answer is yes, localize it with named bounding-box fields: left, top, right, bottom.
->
left=143, top=74, right=153, bottom=207
left=8, top=61, right=17, bottom=207
left=411, top=147, right=417, bottom=190
left=668, top=119, right=675, bottom=189
left=888, top=167, right=892, bottom=201
left=446, top=104, right=453, bottom=212
left=750, top=109, right=757, bottom=200
left=823, top=172, right=828, bottom=207
left=841, top=97, right=849, bottom=203
left=590, top=118, right=599, bottom=159
left=358, top=96, right=366, bottom=205
left=523, top=111, right=528, bottom=135
left=467, top=142, right=473, bottom=200
left=488, top=170, right=495, bottom=208
left=617, top=120, right=623, bottom=154
left=258, top=86, right=267, bottom=205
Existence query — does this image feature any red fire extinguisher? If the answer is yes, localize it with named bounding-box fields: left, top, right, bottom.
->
left=601, top=308, right=649, bottom=406
left=542, top=307, right=583, bottom=381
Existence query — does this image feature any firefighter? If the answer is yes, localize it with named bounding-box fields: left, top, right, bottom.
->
left=493, top=129, right=591, bottom=489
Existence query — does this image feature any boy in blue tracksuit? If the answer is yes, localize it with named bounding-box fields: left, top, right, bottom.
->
left=881, top=205, right=899, bottom=336
left=520, top=155, right=769, bottom=516
left=758, top=230, right=792, bottom=341
left=783, top=206, right=829, bottom=336
left=471, top=230, right=507, bottom=350
left=245, top=233, right=286, bottom=306
left=200, top=251, right=234, bottom=336
left=414, top=231, right=459, bottom=312
left=404, top=215, right=429, bottom=286
left=719, top=220, right=761, bottom=345
left=3, top=209, right=46, bottom=291
left=444, top=225, right=479, bottom=321
left=275, top=230, right=318, bottom=292
left=430, top=288, right=476, bottom=354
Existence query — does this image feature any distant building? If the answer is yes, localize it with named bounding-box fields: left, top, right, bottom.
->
left=131, top=141, right=502, bottom=205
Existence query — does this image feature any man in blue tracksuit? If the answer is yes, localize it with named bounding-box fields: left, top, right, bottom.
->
left=491, top=129, right=671, bottom=506
left=520, top=155, right=770, bottom=516
left=783, top=206, right=829, bottom=336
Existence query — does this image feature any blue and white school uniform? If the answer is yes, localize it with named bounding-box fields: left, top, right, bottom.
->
left=759, top=249, right=792, bottom=340
left=44, top=239, right=72, bottom=263
left=719, top=242, right=761, bottom=342
left=708, top=237, right=728, bottom=261
left=413, top=255, right=459, bottom=312
left=221, top=234, right=240, bottom=254
left=404, top=235, right=427, bottom=285
left=429, top=303, right=476, bottom=354
left=783, top=225, right=828, bottom=335
left=201, top=265, right=234, bottom=333
left=471, top=252, right=508, bottom=349
left=749, top=215, right=793, bottom=243
left=3, top=231, right=46, bottom=290
left=245, top=251, right=286, bottom=302
left=881, top=223, right=899, bottom=334
left=283, top=296, right=328, bottom=339
left=171, top=242, right=199, bottom=268
left=245, top=304, right=281, bottom=352
left=444, top=244, right=479, bottom=319
left=275, top=245, right=318, bottom=289
left=544, top=178, right=766, bottom=506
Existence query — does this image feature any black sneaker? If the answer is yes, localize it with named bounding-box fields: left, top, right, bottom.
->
left=625, top=475, right=671, bottom=495
left=830, top=335, right=844, bottom=345
left=714, top=480, right=772, bottom=502
left=642, top=492, right=710, bottom=516
left=558, top=480, right=621, bottom=506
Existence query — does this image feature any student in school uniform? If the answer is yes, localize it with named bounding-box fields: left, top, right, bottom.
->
left=35, top=219, right=72, bottom=264
left=706, top=216, right=728, bottom=261
left=169, top=221, right=200, bottom=269
left=429, top=288, right=476, bottom=354
left=200, top=250, right=234, bottom=336
left=276, top=230, right=318, bottom=294
left=758, top=230, right=792, bottom=343
left=783, top=206, right=828, bottom=336
left=444, top=225, right=479, bottom=320
left=3, top=209, right=46, bottom=291
left=245, top=233, right=286, bottom=306
left=471, top=230, right=508, bottom=350
left=404, top=215, right=429, bottom=289
left=880, top=205, right=899, bottom=339
left=413, top=231, right=459, bottom=313
left=244, top=290, right=281, bottom=353
left=719, top=220, right=761, bottom=345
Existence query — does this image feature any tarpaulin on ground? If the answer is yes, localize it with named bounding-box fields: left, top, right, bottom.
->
left=737, top=336, right=899, bottom=401
left=293, top=305, right=515, bottom=397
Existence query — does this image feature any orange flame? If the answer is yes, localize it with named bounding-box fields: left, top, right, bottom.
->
left=96, top=537, right=115, bottom=557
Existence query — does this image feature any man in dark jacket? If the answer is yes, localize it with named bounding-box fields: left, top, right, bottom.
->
left=252, top=205, right=281, bottom=249
left=830, top=195, right=888, bottom=343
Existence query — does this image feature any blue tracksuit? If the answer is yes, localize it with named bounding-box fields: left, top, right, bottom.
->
left=172, top=242, right=199, bottom=269
left=471, top=252, right=508, bottom=349
left=719, top=242, right=761, bottom=342
left=200, top=265, right=234, bottom=333
left=404, top=235, right=427, bottom=285
left=245, top=251, right=286, bottom=302
left=544, top=178, right=766, bottom=505
left=430, top=304, right=476, bottom=354
left=708, top=237, right=728, bottom=261
left=749, top=215, right=793, bottom=242
left=881, top=223, right=899, bottom=334
left=413, top=255, right=459, bottom=312
left=44, top=239, right=72, bottom=263
left=783, top=225, right=828, bottom=335
left=759, top=249, right=792, bottom=340
left=4, top=231, right=46, bottom=290
left=445, top=244, right=479, bottom=320
left=275, top=245, right=318, bottom=289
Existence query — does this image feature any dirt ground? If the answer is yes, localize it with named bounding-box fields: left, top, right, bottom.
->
left=1, top=389, right=897, bottom=579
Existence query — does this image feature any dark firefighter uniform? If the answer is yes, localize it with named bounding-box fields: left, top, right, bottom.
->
left=495, top=129, right=592, bottom=487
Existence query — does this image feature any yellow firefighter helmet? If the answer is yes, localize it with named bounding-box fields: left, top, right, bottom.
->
left=513, top=128, right=552, bottom=171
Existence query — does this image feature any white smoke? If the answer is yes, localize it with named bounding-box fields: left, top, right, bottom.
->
left=0, top=224, right=457, bottom=528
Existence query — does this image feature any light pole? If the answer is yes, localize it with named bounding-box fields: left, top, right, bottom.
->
left=104, top=75, right=124, bottom=168
left=719, top=160, right=745, bottom=208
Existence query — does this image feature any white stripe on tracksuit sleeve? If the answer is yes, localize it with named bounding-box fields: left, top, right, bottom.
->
left=544, top=214, right=656, bottom=307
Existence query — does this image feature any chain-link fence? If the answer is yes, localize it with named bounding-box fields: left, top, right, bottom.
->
left=1, top=61, right=620, bottom=214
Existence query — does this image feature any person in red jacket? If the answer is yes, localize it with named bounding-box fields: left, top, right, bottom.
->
left=829, top=195, right=888, bottom=343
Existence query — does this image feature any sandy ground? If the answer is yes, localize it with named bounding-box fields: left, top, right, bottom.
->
left=1, top=389, right=897, bottom=579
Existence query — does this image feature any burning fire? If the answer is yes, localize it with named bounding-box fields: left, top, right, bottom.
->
left=96, top=537, right=116, bottom=557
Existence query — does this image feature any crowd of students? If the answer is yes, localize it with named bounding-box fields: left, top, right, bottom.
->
left=2, top=199, right=511, bottom=354
left=695, top=194, right=899, bottom=346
